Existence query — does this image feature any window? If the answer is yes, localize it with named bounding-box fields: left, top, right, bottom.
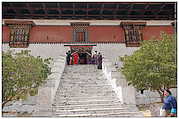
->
left=71, top=22, right=89, bottom=42
left=121, top=22, right=146, bottom=47
left=5, top=21, right=34, bottom=48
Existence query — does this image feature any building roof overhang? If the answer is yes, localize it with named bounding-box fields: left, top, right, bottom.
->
left=2, top=2, right=176, bottom=20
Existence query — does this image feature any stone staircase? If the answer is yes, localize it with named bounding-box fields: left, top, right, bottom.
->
left=52, top=65, right=143, bottom=117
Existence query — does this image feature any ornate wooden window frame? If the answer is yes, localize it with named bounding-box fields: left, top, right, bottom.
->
left=5, top=20, right=34, bottom=48
left=71, top=22, right=89, bottom=43
left=121, top=22, right=146, bottom=47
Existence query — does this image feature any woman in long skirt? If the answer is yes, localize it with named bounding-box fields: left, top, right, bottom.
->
left=97, top=53, right=102, bottom=69
left=72, top=52, right=79, bottom=64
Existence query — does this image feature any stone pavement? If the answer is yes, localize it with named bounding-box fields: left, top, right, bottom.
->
left=52, top=65, right=143, bottom=117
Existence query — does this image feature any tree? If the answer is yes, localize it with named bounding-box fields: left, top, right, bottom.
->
left=2, top=50, right=53, bottom=108
left=120, top=33, right=176, bottom=102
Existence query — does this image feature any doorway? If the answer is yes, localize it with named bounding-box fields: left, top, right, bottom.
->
left=70, top=46, right=92, bottom=65
left=79, top=53, right=87, bottom=64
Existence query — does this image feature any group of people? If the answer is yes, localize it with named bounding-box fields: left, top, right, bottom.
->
left=90, top=51, right=102, bottom=69
left=66, top=50, right=103, bottom=69
left=66, top=51, right=79, bottom=65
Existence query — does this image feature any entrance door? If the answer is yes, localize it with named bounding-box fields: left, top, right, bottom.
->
left=70, top=46, right=92, bottom=64
left=79, top=53, right=87, bottom=64
left=76, top=32, right=85, bottom=42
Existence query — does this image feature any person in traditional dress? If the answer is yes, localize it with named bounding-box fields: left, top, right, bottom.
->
left=72, top=51, right=79, bottom=65
left=92, top=51, right=97, bottom=64
left=70, top=56, right=73, bottom=65
left=97, top=52, right=102, bottom=69
left=160, top=89, right=177, bottom=117
left=66, top=50, right=71, bottom=65
left=85, top=51, right=92, bottom=64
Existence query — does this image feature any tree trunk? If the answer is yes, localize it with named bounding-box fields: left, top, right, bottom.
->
left=2, top=89, right=26, bottom=109
left=2, top=98, right=13, bottom=109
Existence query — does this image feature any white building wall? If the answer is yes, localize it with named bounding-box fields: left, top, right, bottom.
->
left=2, top=44, right=70, bottom=59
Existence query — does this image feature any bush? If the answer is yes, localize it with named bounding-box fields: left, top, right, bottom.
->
left=121, top=33, right=176, bottom=102
left=2, top=50, right=53, bottom=108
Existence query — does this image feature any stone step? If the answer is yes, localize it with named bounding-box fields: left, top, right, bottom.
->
left=62, top=71, right=101, bottom=73
left=61, top=74, right=103, bottom=76
left=55, top=95, right=118, bottom=101
left=53, top=103, right=140, bottom=111
left=54, top=111, right=143, bottom=117
left=61, top=76, right=104, bottom=79
left=56, top=93, right=116, bottom=97
left=57, top=93, right=117, bottom=97
left=53, top=65, right=142, bottom=117
left=62, top=72, right=101, bottom=74
left=61, top=77, right=105, bottom=80
left=60, top=84, right=111, bottom=88
left=54, top=100, right=121, bottom=106
left=60, top=81, right=108, bottom=85
left=59, top=82, right=108, bottom=85
left=59, top=86, right=112, bottom=91
left=63, top=69, right=102, bottom=72
left=56, top=89, right=114, bottom=94
left=56, top=108, right=138, bottom=114
left=57, top=89, right=112, bottom=93
left=53, top=99, right=119, bottom=104
left=55, top=96, right=118, bottom=101
left=55, top=107, right=127, bottom=112
left=55, top=108, right=136, bottom=115
left=53, top=103, right=125, bottom=110
left=63, top=65, right=98, bottom=69
left=60, top=84, right=111, bottom=87
left=56, top=89, right=112, bottom=93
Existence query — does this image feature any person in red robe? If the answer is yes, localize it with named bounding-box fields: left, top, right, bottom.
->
left=72, top=52, right=79, bottom=64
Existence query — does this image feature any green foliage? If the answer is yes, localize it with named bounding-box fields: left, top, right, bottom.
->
left=121, top=33, right=176, bottom=93
left=2, top=50, right=52, bottom=107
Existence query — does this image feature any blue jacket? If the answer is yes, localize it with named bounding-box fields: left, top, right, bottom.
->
left=162, top=95, right=177, bottom=110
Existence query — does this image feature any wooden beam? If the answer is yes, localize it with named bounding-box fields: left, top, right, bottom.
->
left=42, top=3, right=48, bottom=19
left=100, top=4, right=104, bottom=19
left=3, top=6, right=174, bottom=13
left=57, top=3, right=62, bottom=18
left=86, top=3, right=88, bottom=19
